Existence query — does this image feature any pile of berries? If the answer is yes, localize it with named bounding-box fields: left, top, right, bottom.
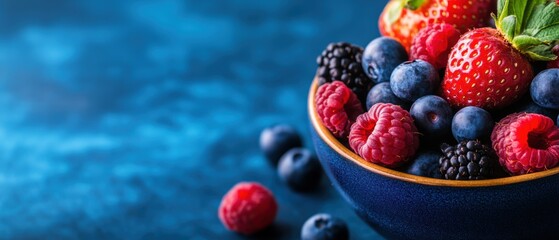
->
left=218, top=182, right=348, bottom=239
left=218, top=124, right=349, bottom=239
left=315, top=0, right=559, bottom=180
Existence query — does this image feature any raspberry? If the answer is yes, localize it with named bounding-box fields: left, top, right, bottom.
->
left=218, top=182, right=278, bottom=235
left=316, top=81, right=364, bottom=138
left=348, top=103, right=420, bottom=167
left=409, top=23, right=461, bottom=70
left=491, top=113, right=559, bottom=175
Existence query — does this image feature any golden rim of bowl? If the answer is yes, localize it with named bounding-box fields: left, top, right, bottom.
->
left=308, top=78, right=559, bottom=188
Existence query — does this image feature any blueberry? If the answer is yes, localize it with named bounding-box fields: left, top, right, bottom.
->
left=260, top=124, right=303, bottom=166
left=390, top=60, right=440, bottom=102
left=362, top=37, right=408, bottom=83
left=491, top=94, right=558, bottom=121
left=530, top=69, right=559, bottom=109
left=301, top=213, right=349, bottom=240
left=365, top=82, right=408, bottom=110
left=278, top=148, right=322, bottom=192
left=515, top=96, right=558, bottom=120
left=406, top=151, right=443, bottom=178
left=451, top=106, right=494, bottom=142
left=410, top=95, right=453, bottom=138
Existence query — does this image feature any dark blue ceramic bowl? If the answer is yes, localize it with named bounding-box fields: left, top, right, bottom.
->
left=308, top=79, right=559, bottom=240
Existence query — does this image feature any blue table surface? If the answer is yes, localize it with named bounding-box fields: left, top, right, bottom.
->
left=0, top=0, right=388, bottom=239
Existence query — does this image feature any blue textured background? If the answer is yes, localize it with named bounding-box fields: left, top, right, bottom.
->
left=0, top=0, right=386, bottom=239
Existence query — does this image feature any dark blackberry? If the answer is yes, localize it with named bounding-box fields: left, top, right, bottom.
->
left=439, top=140, right=497, bottom=180
left=316, top=42, right=373, bottom=104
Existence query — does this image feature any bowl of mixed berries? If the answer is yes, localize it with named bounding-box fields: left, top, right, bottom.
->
left=309, top=0, right=559, bottom=239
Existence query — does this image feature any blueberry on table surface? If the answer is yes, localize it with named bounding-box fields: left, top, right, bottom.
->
left=301, top=213, right=349, bottom=240
left=259, top=124, right=303, bottom=166
left=278, top=148, right=322, bottom=192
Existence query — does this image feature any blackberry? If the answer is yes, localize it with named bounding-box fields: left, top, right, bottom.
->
left=439, top=140, right=497, bottom=180
left=316, top=42, right=372, bottom=103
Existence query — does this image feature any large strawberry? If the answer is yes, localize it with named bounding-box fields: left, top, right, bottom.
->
left=441, top=0, right=559, bottom=110
left=379, top=0, right=495, bottom=51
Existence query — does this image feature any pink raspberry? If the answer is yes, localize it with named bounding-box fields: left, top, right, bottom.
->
left=218, top=182, right=278, bottom=235
left=316, top=81, right=364, bottom=138
left=409, top=23, right=461, bottom=69
left=491, top=113, right=559, bottom=175
left=348, top=103, right=420, bottom=168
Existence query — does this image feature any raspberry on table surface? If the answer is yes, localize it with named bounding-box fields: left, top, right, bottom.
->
left=218, top=182, right=278, bottom=235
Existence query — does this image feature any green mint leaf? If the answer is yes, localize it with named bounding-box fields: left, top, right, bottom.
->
left=501, top=15, right=517, bottom=41
left=404, top=0, right=427, bottom=10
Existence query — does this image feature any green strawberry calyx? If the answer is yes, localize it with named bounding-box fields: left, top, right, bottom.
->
left=404, top=0, right=428, bottom=10
left=494, top=0, right=559, bottom=61
left=386, top=0, right=428, bottom=24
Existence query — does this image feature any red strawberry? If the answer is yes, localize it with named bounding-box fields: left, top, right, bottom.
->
left=441, top=28, right=533, bottom=109
left=441, top=0, right=559, bottom=109
left=379, top=0, right=495, bottom=51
